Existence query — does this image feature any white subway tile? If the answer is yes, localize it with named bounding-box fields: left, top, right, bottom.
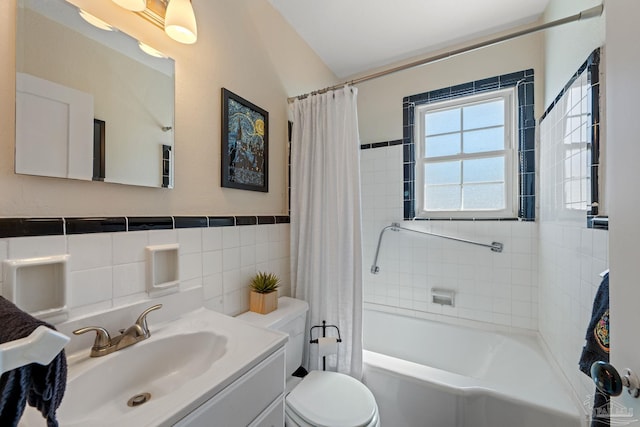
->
left=180, top=252, right=202, bottom=281
left=112, top=231, right=147, bottom=265
left=68, top=234, right=113, bottom=271
left=222, top=227, right=240, bottom=249
left=222, top=269, right=241, bottom=293
left=180, top=277, right=202, bottom=292
left=203, top=273, right=223, bottom=300
left=148, top=229, right=178, bottom=246
left=112, top=262, right=145, bottom=297
left=202, top=228, right=223, bottom=251
left=178, top=228, right=202, bottom=255
left=202, top=250, right=223, bottom=276
left=240, top=225, right=257, bottom=247
left=255, top=243, right=268, bottom=264
left=8, top=235, right=66, bottom=259
left=240, top=245, right=256, bottom=268
left=70, top=267, right=113, bottom=307
left=222, top=247, right=240, bottom=271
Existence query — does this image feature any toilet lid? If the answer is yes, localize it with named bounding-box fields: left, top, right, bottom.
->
left=286, top=371, right=377, bottom=427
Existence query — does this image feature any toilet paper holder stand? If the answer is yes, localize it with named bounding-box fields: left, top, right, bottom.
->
left=310, top=320, right=342, bottom=371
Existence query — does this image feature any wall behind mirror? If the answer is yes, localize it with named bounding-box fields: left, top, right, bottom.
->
left=16, top=0, right=175, bottom=188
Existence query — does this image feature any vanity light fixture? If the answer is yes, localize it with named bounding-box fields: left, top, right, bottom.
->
left=79, top=10, right=114, bottom=31
left=130, top=0, right=198, bottom=44
left=164, top=0, right=198, bottom=44
left=112, top=0, right=147, bottom=12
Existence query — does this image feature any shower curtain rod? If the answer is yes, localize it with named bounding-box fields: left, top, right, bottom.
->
left=288, top=4, right=603, bottom=103
left=370, top=222, right=504, bottom=274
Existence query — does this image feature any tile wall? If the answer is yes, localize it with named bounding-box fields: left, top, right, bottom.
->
left=361, top=144, right=539, bottom=330
left=539, top=53, right=608, bottom=402
left=0, top=218, right=290, bottom=322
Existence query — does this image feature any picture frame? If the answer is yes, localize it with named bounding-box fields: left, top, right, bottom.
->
left=221, top=88, right=269, bottom=192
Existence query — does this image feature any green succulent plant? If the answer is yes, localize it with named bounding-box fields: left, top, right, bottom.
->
left=249, top=272, right=280, bottom=294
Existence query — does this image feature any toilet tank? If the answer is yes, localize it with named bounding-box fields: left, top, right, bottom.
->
left=236, top=296, right=308, bottom=377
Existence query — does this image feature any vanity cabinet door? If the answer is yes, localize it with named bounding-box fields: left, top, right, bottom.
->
left=248, top=395, right=285, bottom=427
left=174, top=348, right=285, bottom=427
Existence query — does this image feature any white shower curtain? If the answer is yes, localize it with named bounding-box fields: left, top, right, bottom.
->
left=290, top=86, right=363, bottom=378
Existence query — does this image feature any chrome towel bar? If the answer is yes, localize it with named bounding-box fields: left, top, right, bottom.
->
left=370, top=222, right=504, bottom=274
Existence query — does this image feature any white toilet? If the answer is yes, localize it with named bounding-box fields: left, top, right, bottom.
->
left=237, top=297, right=380, bottom=427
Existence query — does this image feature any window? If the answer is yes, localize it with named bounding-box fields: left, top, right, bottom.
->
left=415, top=89, right=518, bottom=218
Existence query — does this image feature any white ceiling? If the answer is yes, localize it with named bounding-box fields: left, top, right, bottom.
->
left=268, top=0, right=550, bottom=78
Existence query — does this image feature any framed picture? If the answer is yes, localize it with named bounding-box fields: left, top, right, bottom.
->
left=221, top=88, right=269, bottom=192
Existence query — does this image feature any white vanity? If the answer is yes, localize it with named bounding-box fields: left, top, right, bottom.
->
left=19, top=304, right=287, bottom=427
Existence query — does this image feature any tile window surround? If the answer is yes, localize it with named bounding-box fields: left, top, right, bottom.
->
left=394, top=69, right=536, bottom=221
left=0, top=216, right=291, bottom=321
left=540, top=49, right=603, bottom=229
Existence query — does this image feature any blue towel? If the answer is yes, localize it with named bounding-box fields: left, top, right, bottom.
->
left=579, top=272, right=609, bottom=427
left=0, top=297, right=67, bottom=427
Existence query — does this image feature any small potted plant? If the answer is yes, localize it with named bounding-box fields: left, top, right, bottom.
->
left=249, top=272, right=280, bottom=314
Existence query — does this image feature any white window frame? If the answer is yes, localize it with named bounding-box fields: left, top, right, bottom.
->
left=415, top=88, right=518, bottom=219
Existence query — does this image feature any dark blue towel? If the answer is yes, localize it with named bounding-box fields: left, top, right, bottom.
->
left=0, top=297, right=67, bottom=427
left=579, top=272, right=609, bottom=427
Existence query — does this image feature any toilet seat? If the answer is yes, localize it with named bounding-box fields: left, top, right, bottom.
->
left=285, top=371, right=379, bottom=427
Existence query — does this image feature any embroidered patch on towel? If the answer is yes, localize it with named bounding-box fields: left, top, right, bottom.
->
left=594, top=309, right=609, bottom=353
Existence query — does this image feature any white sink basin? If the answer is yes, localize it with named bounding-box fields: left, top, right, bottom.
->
left=58, top=331, right=226, bottom=426
left=19, top=308, right=286, bottom=427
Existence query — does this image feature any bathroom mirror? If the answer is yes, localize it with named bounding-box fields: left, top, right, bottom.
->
left=15, top=0, right=175, bottom=188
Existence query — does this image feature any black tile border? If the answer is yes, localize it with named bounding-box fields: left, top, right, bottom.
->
left=128, top=217, right=174, bottom=231
left=66, top=217, right=127, bottom=234
left=258, top=216, right=276, bottom=225
left=389, top=69, right=536, bottom=221
left=0, top=218, right=64, bottom=238
left=360, top=139, right=402, bottom=150
left=276, top=216, right=290, bottom=224
left=0, top=215, right=290, bottom=238
left=236, top=216, right=258, bottom=226
left=174, top=216, right=208, bottom=229
left=540, top=48, right=602, bottom=228
left=208, top=216, right=235, bottom=227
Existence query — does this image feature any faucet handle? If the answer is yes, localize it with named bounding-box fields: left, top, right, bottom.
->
left=135, top=304, right=163, bottom=338
left=73, top=326, right=111, bottom=350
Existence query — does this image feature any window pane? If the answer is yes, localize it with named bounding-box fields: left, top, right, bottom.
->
left=425, top=185, right=461, bottom=210
left=463, top=157, right=504, bottom=183
left=425, top=161, right=460, bottom=185
left=463, top=100, right=504, bottom=130
left=463, top=127, right=504, bottom=153
left=463, top=183, right=505, bottom=210
left=425, top=133, right=460, bottom=158
left=425, top=108, right=460, bottom=136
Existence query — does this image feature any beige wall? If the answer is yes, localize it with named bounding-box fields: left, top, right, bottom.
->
left=354, top=33, right=544, bottom=144
left=542, top=0, right=605, bottom=108
left=0, top=0, right=336, bottom=216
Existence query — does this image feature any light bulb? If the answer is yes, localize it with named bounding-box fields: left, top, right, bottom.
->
left=112, top=0, right=147, bottom=12
left=164, top=0, right=197, bottom=44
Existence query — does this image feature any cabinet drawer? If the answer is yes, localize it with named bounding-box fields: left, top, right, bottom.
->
left=174, top=348, right=285, bottom=427
left=249, top=394, right=284, bottom=427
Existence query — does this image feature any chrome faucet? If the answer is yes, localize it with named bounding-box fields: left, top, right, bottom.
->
left=73, top=304, right=162, bottom=357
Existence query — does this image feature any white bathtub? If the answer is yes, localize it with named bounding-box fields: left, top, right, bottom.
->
left=362, top=308, right=585, bottom=427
